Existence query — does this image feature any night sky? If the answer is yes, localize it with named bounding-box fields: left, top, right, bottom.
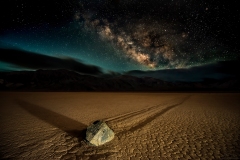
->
left=0, top=0, right=239, bottom=75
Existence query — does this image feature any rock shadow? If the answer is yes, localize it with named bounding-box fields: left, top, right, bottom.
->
left=16, top=99, right=87, bottom=141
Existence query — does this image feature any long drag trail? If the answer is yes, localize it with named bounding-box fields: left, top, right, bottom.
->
left=105, top=95, right=191, bottom=135
left=79, top=94, right=240, bottom=160
left=0, top=92, right=239, bottom=160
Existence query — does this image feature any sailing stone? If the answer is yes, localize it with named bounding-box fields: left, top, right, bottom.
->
left=86, top=120, right=115, bottom=146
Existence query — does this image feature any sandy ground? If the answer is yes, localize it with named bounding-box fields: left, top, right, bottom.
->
left=0, top=92, right=239, bottom=159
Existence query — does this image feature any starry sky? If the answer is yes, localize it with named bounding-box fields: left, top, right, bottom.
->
left=0, top=0, right=239, bottom=75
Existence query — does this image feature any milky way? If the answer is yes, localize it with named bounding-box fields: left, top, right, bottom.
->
left=0, top=0, right=239, bottom=72
left=74, top=0, right=237, bottom=69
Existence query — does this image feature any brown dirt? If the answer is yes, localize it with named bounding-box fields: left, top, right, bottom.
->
left=0, top=92, right=239, bottom=159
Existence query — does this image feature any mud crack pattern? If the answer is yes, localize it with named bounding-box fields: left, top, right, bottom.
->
left=0, top=93, right=239, bottom=159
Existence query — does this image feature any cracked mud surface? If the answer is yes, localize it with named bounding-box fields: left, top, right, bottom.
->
left=0, top=92, right=240, bottom=159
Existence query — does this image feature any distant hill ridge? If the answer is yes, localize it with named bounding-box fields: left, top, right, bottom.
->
left=0, top=69, right=239, bottom=92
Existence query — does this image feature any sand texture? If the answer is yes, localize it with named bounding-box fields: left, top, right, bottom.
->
left=0, top=92, right=239, bottom=159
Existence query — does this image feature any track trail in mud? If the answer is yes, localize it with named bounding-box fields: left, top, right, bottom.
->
left=77, top=95, right=191, bottom=159
left=1, top=93, right=239, bottom=160
left=105, top=95, right=191, bottom=134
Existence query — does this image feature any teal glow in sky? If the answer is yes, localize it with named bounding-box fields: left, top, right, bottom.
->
left=0, top=0, right=239, bottom=73
left=1, top=22, right=148, bottom=72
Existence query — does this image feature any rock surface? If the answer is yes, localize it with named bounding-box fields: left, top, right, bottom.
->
left=86, top=120, right=114, bottom=146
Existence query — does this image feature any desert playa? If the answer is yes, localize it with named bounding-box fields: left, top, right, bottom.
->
left=0, top=92, right=239, bottom=159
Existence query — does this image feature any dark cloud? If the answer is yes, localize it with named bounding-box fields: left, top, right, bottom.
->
left=126, top=60, right=240, bottom=82
left=0, top=48, right=102, bottom=75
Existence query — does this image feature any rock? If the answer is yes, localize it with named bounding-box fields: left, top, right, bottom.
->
left=86, top=120, right=114, bottom=146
